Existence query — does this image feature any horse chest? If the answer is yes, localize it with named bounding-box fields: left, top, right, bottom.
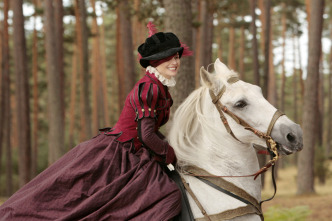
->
left=183, top=175, right=262, bottom=221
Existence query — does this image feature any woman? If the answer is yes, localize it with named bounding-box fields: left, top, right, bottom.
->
left=0, top=23, right=192, bottom=221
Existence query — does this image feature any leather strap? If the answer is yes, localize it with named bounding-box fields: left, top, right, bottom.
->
left=181, top=176, right=211, bottom=221
left=227, top=76, right=239, bottom=84
left=195, top=205, right=262, bottom=221
left=266, top=109, right=284, bottom=137
left=181, top=166, right=264, bottom=221
left=184, top=166, right=262, bottom=212
left=168, top=170, right=195, bottom=221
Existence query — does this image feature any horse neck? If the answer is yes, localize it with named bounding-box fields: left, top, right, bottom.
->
left=172, top=87, right=262, bottom=201
left=180, top=126, right=262, bottom=218
left=195, top=130, right=262, bottom=198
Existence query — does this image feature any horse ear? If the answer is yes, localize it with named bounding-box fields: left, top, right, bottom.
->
left=214, top=58, right=232, bottom=75
left=200, top=66, right=214, bottom=88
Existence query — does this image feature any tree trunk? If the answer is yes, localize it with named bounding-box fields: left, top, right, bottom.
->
left=280, top=3, right=286, bottom=112
left=194, top=0, right=202, bottom=87
left=91, top=0, right=103, bottom=133
left=116, top=0, right=136, bottom=110
left=228, top=26, right=236, bottom=70
left=258, top=0, right=266, bottom=56
left=327, top=19, right=332, bottom=157
left=44, top=0, right=65, bottom=165
left=116, top=7, right=124, bottom=112
left=68, top=45, right=78, bottom=149
left=297, top=0, right=324, bottom=195
left=239, top=26, right=245, bottom=80
left=296, top=31, right=305, bottom=106
left=31, top=0, right=39, bottom=176
left=195, top=0, right=213, bottom=87
left=205, top=2, right=214, bottom=68
left=75, top=0, right=92, bottom=141
left=1, top=0, right=13, bottom=195
left=267, top=7, right=276, bottom=106
left=54, top=0, right=65, bottom=130
left=133, top=0, right=145, bottom=63
left=217, top=24, right=224, bottom=62
left=317, top=53, right=324, bottom=147
left=263, top=0, right=271, bottom=98
left=163, top=0, right=195, bottom=111
left=292, top=35, right=298, bottom=123
left=306, top=0, right=311, bottom=31
left=12, top=0, right=32, bottom=186
left=99, top=12, right=110, bottom=126
left=0, top=3, right=4, bottom=186
left=0, top=9, right=2, bottom=98
left=249, top=0, right=260, bottom=86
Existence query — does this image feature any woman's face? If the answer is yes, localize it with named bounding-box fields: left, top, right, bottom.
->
left=156, top=54, right=181, bottom=79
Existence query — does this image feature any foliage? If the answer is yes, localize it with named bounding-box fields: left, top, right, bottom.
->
left=264, top=205, right=311, bottom=221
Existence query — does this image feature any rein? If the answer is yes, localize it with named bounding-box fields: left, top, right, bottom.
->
left=180, top=76, right=284, bottom=220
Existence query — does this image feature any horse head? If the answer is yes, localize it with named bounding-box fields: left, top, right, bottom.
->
left=200, top=58, right=303, bottom=156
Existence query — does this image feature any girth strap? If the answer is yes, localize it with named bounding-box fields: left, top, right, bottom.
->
left=195, top=205, right=261, bottom=221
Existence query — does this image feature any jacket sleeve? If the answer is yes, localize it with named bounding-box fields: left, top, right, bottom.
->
left=137, top=117, right=176, bottom=165
left=131, top=82, right=159, bottom=119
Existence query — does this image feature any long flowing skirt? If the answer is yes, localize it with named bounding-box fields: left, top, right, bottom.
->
left=0, top=134, right=181, bottom=220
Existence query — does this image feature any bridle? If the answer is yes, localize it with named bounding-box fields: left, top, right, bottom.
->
left=208, top=76, right=284, bottom=178
left=180, top=76, right=284, bottom=221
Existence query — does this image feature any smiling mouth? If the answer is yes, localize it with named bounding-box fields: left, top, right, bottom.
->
left=168, top=67, right=177, bottom=71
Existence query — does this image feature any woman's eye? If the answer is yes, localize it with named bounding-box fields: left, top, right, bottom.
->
left=234, top=100, right=247, bottom=108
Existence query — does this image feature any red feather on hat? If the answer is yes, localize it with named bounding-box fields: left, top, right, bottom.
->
left=180, top=42, right=194, bottom=57
left=147, top=21, right=158, bottom=37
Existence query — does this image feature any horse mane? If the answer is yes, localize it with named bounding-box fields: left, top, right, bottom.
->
left=169, top=87, right=206, bottom=167
left=170, top=69, right=240, bottom=167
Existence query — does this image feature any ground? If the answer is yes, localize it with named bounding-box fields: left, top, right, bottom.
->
left=262, top=161, right=332, bottom=221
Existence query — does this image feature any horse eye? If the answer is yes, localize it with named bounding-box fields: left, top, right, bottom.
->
left=234, top=100, right=247, bottom=108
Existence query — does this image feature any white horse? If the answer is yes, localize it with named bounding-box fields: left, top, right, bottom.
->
left=169, top=59, right=303, bottom=221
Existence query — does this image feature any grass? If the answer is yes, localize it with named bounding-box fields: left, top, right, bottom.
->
left=262, top=160, right=332, bottom=221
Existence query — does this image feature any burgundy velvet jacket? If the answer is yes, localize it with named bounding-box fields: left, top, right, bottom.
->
left=101, top=71, right=175, bottom=163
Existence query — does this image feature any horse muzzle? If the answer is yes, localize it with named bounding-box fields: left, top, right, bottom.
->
left=274, top=123, right=303, bottom=155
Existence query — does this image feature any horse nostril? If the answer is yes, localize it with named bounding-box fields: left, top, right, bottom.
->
left=286, top=133, right=296, bottom=143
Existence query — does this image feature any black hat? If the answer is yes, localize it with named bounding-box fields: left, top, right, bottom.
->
left=138, top=32, right=184, bottom=68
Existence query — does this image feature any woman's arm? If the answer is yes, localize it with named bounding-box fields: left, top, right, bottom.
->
left=138, top=117, right=176, bottom=165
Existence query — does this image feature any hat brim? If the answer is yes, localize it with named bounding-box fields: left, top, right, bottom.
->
left=140, top=47, right=184, bottom=68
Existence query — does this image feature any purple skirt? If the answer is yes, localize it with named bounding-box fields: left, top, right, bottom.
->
left=0, top=134, right=181, bottom=220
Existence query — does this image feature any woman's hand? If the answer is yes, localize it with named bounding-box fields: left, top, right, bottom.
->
left=167, top=164, right=175, bottom=171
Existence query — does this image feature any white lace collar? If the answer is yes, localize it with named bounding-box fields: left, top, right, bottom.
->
left=146, top=66, right=176, bottom=87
